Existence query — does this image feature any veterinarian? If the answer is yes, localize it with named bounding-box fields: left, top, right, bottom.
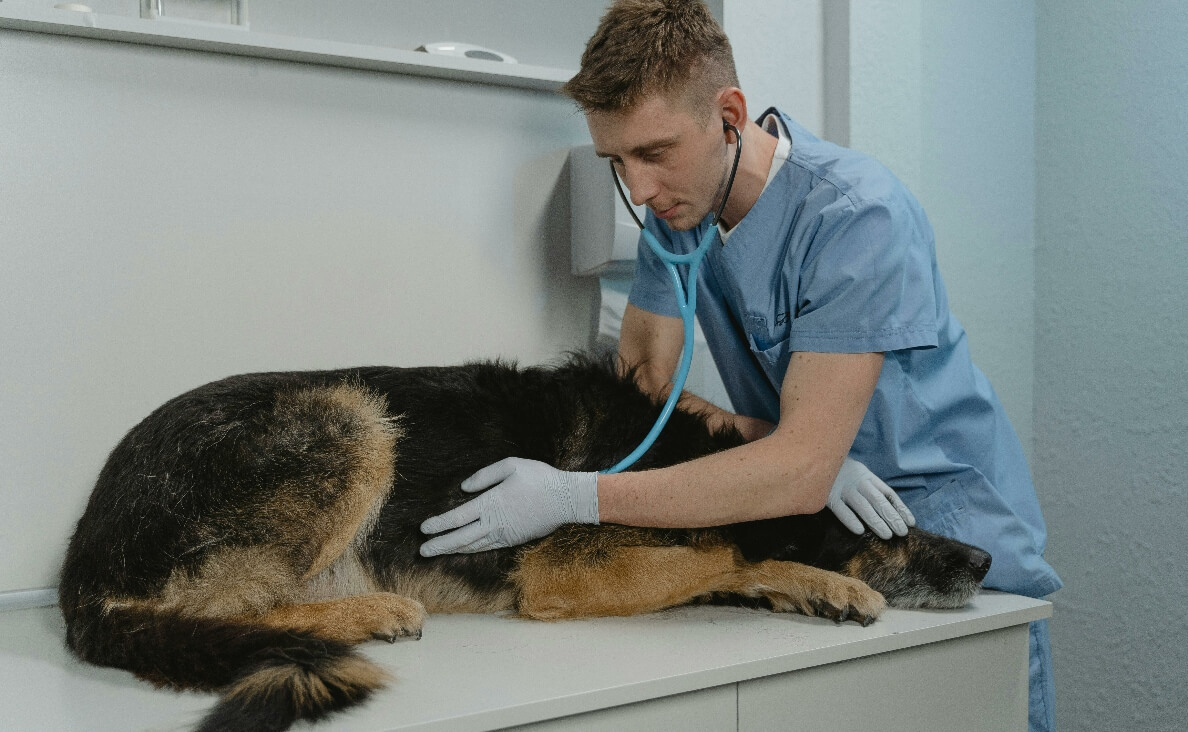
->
left=421, top=1, right=1061, bottom=729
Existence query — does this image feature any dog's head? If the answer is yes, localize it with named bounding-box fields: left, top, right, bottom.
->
left=727, top=513, right=991, bottom=609
left=837, top=527, right=991, bottom=609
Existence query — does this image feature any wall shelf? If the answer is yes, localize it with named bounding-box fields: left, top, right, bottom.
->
left=0, top=5, right=574, bottom=91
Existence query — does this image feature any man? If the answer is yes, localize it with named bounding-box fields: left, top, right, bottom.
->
left=420, top=2, right=1060, bottom=730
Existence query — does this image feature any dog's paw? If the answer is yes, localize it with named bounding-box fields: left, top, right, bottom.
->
left=766, top=572, right=885, bottom=625
left=364, top=593, right=426, bottom=643
left=806, top=574, right=885, bottom=625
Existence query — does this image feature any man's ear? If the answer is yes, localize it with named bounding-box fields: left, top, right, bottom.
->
left=716, top=86, right=748, bottom=133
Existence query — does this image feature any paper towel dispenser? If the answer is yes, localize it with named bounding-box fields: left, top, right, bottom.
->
left=569, top=144, right=645, bottom=277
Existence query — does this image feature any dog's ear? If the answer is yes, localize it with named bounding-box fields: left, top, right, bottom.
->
left=808, top=520, right=874, bottom=570
left=727, top=512, right=872, bottom=569
left=727, top=515, right=819, bottom=563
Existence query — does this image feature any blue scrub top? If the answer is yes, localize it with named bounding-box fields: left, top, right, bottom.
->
left=628, top=108, right=1061, bottom=598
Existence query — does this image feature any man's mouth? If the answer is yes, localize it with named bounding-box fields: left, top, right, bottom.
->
left=653, top=203, right=680, bottom=220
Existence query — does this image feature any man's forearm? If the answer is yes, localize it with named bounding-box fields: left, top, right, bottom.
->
left=595, top=433, right=838, bottom=528
left=601, top=350, right=885, bottom=531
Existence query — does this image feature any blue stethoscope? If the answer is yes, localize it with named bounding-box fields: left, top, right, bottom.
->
left=602, top=120, right=743, bottom=474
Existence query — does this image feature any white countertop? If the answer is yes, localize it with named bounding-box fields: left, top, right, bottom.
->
left=0, top=592, right=1049, bottom=732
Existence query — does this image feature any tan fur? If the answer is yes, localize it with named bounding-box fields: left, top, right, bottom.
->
left=101, top=545, right=299, bottom=619
left=514, top=534, right=885, bottom=622
left=257, top=593, right=425, bottom=644
left=288, top=384, right=402, bottom=580
left=224, top=654, right=390, bottom=706
left=843, top=540, right=909, bottom=581
left=516, top=543, right=740, bottom=619
left=301, top=550, right=379, bottom=603
left=745, top=559, right=887, bottom=618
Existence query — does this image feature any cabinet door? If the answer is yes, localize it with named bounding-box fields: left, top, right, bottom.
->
left=740, top=625, right=1029, bottom=731
left=505, top=683, right=737, bottom=732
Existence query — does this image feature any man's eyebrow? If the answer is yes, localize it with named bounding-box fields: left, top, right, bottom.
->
left=595, top=136, right=680, bottom=159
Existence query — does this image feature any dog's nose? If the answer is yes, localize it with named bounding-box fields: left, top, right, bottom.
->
left=968, top=549, right=992, bottom=581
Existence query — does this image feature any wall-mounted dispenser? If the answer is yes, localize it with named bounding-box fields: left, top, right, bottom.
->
left=569, top=144, right=644, bottom=277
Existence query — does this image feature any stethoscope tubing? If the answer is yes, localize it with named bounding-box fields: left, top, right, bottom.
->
left=602, top=122, right=742, bottom=474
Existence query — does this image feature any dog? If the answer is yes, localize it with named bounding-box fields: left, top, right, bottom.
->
left=59, top=354, right=991, bottom=732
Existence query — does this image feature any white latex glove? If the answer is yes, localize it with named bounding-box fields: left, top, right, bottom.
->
left=419, top=458, right=599, bottom=556
left=827, top=457, right=916, bottom=540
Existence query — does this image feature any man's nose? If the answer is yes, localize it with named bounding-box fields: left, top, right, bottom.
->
left=619, top=162, right=659, bottom=207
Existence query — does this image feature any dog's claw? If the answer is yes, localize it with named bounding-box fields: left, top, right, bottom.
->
left=799, top=579, right=884, bottom=626
left=372, top=626, right=423, bottom=643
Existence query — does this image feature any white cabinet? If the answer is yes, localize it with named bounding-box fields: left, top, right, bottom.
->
left=739, top=625, right=1029, bottom=731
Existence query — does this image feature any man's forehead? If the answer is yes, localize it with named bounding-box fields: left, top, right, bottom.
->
left=587, top=96, right=701, bottom=156
left=591, top=132, right=683, bottom=159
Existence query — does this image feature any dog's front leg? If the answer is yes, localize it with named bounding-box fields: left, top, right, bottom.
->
left=512, top=537, right=884, bottom=624
left=257, top=594, right=426, bottom=644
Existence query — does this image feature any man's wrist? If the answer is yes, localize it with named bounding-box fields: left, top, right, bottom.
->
left=570, top=471, right=600, bottom=525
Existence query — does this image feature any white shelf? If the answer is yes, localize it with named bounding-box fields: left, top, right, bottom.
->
left=0, top=5, right=574, bottom=91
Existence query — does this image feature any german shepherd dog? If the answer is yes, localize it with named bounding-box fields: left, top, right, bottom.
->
left=60, top=355, right=991, bottom=732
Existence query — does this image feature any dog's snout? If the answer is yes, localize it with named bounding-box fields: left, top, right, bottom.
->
left=968, top=549, right=992, bottom=581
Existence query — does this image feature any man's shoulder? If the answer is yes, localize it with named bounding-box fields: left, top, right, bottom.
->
left=772, top=111, right=912, bottom=210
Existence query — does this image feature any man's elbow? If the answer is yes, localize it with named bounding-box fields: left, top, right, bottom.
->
left=801, top=487, right=830, bottom=515
left=625, top=362, right=672, bottom=402
left=764, top=452, right=836, bottom=517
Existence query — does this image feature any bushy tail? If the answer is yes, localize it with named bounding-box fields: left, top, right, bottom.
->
left=194, top=647, right=387, bottom=732
left=66, top=605, right=389, bottom=732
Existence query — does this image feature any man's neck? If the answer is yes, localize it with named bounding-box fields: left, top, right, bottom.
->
left=717, top=119, right=780, bottom=230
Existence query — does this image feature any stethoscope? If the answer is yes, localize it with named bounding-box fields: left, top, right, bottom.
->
left=602, top=120, right=742, bottom=474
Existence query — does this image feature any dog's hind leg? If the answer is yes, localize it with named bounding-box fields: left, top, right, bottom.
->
left=229, top=382, right=427, bottom=642
left=513, top=529, right=885, bottom=624
left=150, top=381, right=421, bottom=731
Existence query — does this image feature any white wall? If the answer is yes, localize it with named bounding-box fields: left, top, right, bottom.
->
left=842, top=0, right=1036, bottom=457
left=0, top=5, right=607, bottom=593
left=1036, top=4, right=1188, bottom=730
left=725, top=0, right=824, bottom=136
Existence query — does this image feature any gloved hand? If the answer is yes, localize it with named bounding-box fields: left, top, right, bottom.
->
left=419, top=458, right=599, bottom=557
left=827, top=457, right=916, bottom=540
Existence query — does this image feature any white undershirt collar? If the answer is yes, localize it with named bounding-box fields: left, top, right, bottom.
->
left=719, top=114, right=791, bottom=242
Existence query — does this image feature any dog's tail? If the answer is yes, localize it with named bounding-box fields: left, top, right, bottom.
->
left=67, top=604, right=388, bottom=732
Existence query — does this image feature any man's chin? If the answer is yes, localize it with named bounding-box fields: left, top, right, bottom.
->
left=661, top=212, right=702, bottom=232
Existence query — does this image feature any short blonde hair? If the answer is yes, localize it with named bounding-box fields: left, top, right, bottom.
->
left=562, top=0, right=739, bottom=117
